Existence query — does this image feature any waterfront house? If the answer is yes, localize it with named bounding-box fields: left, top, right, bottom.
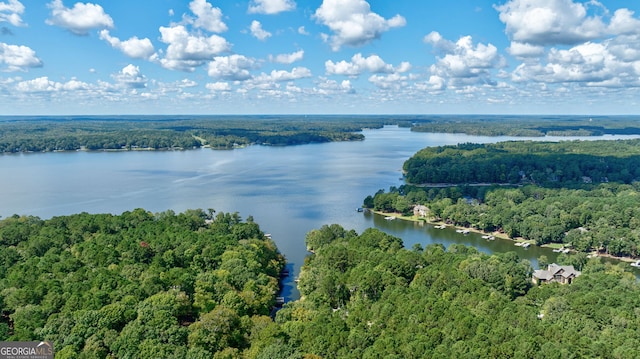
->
left=532, top=263, right=581, bottom=285
left=413, top=205, right=428, bottom=217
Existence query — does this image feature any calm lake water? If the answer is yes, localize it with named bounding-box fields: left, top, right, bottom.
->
left=2, top=126, right=638, bottom=299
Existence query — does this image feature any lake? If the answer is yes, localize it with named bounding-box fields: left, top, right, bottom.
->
left=2, top=126, right=638, bottom=299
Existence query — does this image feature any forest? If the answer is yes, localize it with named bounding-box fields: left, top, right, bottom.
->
left=3, top=115, right=640, bottom=153
left=0, top=116, right=397, bottom=153
left=403, top=139, right=640, bottom=186
left=367, top=139, right=640, bottom=258
left=280, top=225, right=640, bottom=358
left=408, top=115, right=640, bottom=137
left=4, top=214, right=640, bottom=358
left=0, top=209, right=286, bottom=358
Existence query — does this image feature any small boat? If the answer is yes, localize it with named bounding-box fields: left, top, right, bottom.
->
left=630, top=260, right=640, bottom=267
left=522, top=242, right=531, bottom=248
left=434, top=224, right=446, bottom=229
left=384, top=216, right=396, bottom=220
left=488, top=236, right=495, bottom=240
left=514, top=242, right=524, bottom=246
left=462, top=230, right=470, bottom=235
left=481, top=235, right=491, bottom=239
left=552, top=248, right=563, bottom=253
left=562, top=248, right=570, bottom=254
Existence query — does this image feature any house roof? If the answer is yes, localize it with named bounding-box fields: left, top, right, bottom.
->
left=533, top=263, right=581, bottom=281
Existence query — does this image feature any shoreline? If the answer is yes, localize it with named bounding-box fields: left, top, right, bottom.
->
left=369, top=209, right=639, bottom=264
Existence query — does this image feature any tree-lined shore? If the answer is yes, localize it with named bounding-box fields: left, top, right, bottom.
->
left=366, top=139, right=640, bottom=259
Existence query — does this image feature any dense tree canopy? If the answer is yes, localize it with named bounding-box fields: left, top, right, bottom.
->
left=404, top=140, right=640, bottom=186
left=367, top=138, right=640, bottom=258
left=0, top=209, right=285, bottom=357
left=275, top=225, right=640, bottom=358
left=3, top=213, right=640, bottom=357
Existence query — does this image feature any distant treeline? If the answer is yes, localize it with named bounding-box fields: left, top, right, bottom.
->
left=404, top=139, right=640, bottom=186
left=4, top=115, right=640, bottom=153
left=0, top=116, right=398, bottom=153
left=409, top=115, right=640, bottom=137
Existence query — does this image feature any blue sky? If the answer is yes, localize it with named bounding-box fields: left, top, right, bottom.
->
left=1, top=0, right=640, bottom=115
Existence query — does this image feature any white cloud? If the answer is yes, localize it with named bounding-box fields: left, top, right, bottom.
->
left=495, top=0, right=607, bottom=46
left=368, top=73, right=407, bottom=90
left=158, top=25, right=231, bottom=71
left=425, top=32, right=504, bottom=88
left=0, top=0, right=24, bottom=26
left=177, top=78, right=197, bottom=88
left=325, top=53, right=405, bottom=76
left=46, top=0, right=114, bottom=35
left=112, top=64, right=147, bottom=88
left=207, top=54, right=257, bottom=80
left=0, top=42, right=42, bottom=71
left=248, top=0, right=295, bottom=14
left=254, top=67, right=312, bottom=82
left=15, top=76, right=89, bottom=92
left=187, top=0, right=227, bottom=33
left=608, top=9, right=640, bottom=36
left=298, top=26, right=309, bottom=35
left=511, top=40, right=640, bottom=87
left=61, top=78, right=89, bottom=91
left=206, top=81, right=231, bottom=91
left=507, top=41, right=545, bottom=58
left=250, top=20, right=272, bottom=41
left=270, top=50, right=304, bottom=64
left=315, top=78, right=355, bottom=94
left=16, top=76, right=60, bottom=92
left=99, top=30, right=156, bottom=60
left=314, top=0, right=406, bottom=51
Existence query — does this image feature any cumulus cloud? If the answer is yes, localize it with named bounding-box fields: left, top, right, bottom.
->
left=512, top=40, right=640, bottom=87
left=270, top=50, right=304, bottom=64
left=495, top=0, right=608, bottom=46
left=250, top=20, right=271, bottom=41
left=46, top=0, right=114, bottom=35
left=0, top=42, right=42, bottom=71
left=507, top=41, right=545, bottom=58
left=494, top=2, right=640, bottom=89
left=159, top=25, right=230, bottom=71
left=187, top=0, right=227, bottom=33
left=112, top=64, right=147, bottom=88
left=368, top=73, right=408, bottom=90
left=314, top=0, right=406, bottom=51
left=316, top=78, right=355, bottom=95
left=609, top=9, right=639, bottom=34
left=325, top=53, right=408, bottom=76
left=207, top=54, right=257, bottom=80
left=298, top=26, right=309, bottom=35
left=206, top=81, right=231, bottom=91
left=15, top=76, right=89, bottom=92
left=0, top=0, right=24, bottom=26
left=248, top=0, right=295, bottom=14
left=253, top=67, right=312, bottom=83
left=99, top=30, right=156, bottom=60
left=424, top=31, right=504, bottom=88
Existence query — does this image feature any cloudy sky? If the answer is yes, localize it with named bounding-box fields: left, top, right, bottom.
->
left=2, top=0, right=640, bottom=115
